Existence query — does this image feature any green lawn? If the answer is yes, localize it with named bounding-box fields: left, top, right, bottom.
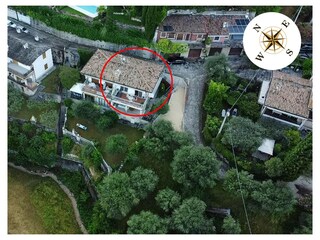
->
left=41, top=67, right=60, bottom=94
left=8, top=167, right=81, bottom=234
left=113, top=14, right=142, bottom=26
left=205, top=182, right=283, bottom=234
left=10, top=100, right=60, bottom=122
left=66, top=114, right=144, bottom=168
left=60, top=6, right=87, bottom=17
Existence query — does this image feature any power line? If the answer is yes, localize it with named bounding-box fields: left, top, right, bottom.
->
left=230, top=131, right=252, bottom=234
left=216, top=69, right=261, bottom=137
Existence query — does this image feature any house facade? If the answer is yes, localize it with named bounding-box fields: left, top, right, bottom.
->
left=258, top=71, right=312, bottom=130
left=155, top=10, right=253, bottom=58
left=70, top=49, right=165, bottom=123
left=8, top=30, right=54, bottom=96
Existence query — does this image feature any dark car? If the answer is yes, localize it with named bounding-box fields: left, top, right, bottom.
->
left=166, top=56, right=186, bottom=65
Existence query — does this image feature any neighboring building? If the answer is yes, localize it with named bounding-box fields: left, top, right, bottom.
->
left=258, top=71, right=312, bottom=130
left=71, top=49, right=165, bottom=123
left=156, top=10, right=253, bottom=58
left=8, top=29, right=54, bottom=95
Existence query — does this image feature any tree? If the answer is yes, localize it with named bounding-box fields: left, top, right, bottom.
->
left=156, top=39, right=188, bottom=55
left=222, top=215, right=241, bottom=234
left=237, top=92, right=260, bottom=121
left=62, top=136, right=74, bottom=154
left=81, top=144, right=102, bottom=169
left=59, top=66, right=80, bottom=89
left=142, top=6, right=167, bottom=41
left=223, top=169, right=258, bottom=199
left=251, top=180, right=296, bottom=220
left=130, top=167, right=159, bottom=200
left=284, top=128, right=301, bottom=148
left=172, top=197, right=215, bottom=233
left=8, top=85, right=24, bottom=114
left=105, top=134, right=128, bottom=155
left=171, top=145, right=221, bottom=189
left=99, top=172, right=139, bottom=219
left=265, top=157, right=284, bottom=177
left=73, top=101, right=100, bottom=121
left=39, top=110, right=59, bottom=129
left=96, top=116, right=114, bottom=130
left=222, top=117, right=265, bottom=153
left=127, top=211, right=168, bottom=234
left=282, top=133, right=312, bottom=180
left=203, top=115, right=222, bottom=143
left=155, top=188, right=181, bottom=213
left=204, top=54, right=237, bottom=86
left=203, top=81, right=229, bottom=115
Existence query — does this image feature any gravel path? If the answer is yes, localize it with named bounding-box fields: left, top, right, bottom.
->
left=168, top=63, right=207, bottom=144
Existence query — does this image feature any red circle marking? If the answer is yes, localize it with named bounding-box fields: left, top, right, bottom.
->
left=99, top=47, right=173, bottom=117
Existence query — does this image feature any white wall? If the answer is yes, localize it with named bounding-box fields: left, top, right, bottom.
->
left=32, top=49, right=54, bottom=81
left=149, top=75, right=163, bottom=98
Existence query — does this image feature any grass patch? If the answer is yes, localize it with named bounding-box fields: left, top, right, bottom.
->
left=66, top=114, right=144, bottom=168
left=10, top=100, right=59, bottom=121
left=41, top=67, right=60, bottom=94
left=113, top=14, right=142, bottom=26
left=204, top=182, right=282, bottom=234
left=8, top=167, right=81, bottom=234
left=60, top=6, right=87, bottom=17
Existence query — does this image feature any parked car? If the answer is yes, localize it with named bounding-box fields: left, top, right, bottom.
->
left=76, top=123, right=87, bottom=130
left=16, top=26, right=29, bottom=33
left=166, top=56, right=186, bottom=65
left=7, top=20, right=16, bottom=28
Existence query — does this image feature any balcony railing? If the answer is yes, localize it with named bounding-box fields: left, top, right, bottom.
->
left=82, top=84, right=148, bottom=110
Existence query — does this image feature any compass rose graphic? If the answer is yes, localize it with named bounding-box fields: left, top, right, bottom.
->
left=259, top=27, right=287, bottom=54
left=243, top=12, right=301, bottom=70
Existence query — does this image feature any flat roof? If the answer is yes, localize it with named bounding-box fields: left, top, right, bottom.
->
left=258, top=138, right=275, bottom=156
left=265, top=71, right=312, bottom=118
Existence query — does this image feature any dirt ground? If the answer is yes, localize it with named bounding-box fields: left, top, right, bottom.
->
left=159, top=85, right=186, bottom=131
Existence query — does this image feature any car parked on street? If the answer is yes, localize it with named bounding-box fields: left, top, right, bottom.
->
left=16, top=25, right=29, bottom=33
left=166, top=56, right=187, bottom=65
left=7, top=20, right=16, bottom=28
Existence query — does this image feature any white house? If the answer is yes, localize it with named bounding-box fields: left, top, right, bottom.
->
left=258, top=71, right=312, bottom=130
left=8, top=30, right=54, bottom=96
left=71, top=49, right=165, bottom=123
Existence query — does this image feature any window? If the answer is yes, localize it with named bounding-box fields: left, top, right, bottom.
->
left=135, top=90, right=143, bottom=98
left=42, top=52, right=46, bottom=59
left=168, top=33, right=175, bottom=39
left=44, top=63, right=48, bottom=70
left=160, top=32, right=166, bottom=38
left=177, top=33, right=184, bottom=40
left=197, top=34, right=204, bottom=40
left=213, top=36, right=220, bottom=41
left=120, top=86, right=128, bottom=92
left=185, top=34, right=190, bottom=40
left=106, top=82, right=113, bottom=88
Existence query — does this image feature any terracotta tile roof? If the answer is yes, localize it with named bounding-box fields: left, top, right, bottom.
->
left=80, top=49, right=164, bottom=93
left=159, top=15, right=243, bottom=35
left=265, top=71, right=312, bottom=118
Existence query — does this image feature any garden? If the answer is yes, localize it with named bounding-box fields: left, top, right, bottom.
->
left=8, top=167, right=81, bottom=234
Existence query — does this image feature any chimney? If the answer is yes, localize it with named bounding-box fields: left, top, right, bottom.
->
left=23, top=43, right=29, bottom=49
left=34, top=36, right=39, bottom=42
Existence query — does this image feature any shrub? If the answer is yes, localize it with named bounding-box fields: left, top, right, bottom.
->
left=105, top=134, right=128, bottom=155
left=62, top=136, right=75, bottom=154
left=64, top=98, right=73, bottom=108
left=203, top=115, right=221, bottom=144
left=151, top=99, right=169, bottom=115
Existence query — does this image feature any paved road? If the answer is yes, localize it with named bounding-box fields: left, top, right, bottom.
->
left=169, top=63, right=207, bottom=144
left=9, top=17, right=94, bottom=51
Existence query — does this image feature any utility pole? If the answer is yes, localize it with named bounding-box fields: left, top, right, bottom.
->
left=216, top=110, right=230, bottom=137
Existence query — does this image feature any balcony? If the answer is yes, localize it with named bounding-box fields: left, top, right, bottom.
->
left=8, top=63, right=33, bottom=78
left=112, top=91, right=148, bottom=110
left=82, top=83, right=148, bottom=110
left=82, top=83, right=112, bottom=99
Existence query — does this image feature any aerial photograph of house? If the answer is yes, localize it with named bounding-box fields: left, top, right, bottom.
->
left=7, top=5, right=313, bottom=236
